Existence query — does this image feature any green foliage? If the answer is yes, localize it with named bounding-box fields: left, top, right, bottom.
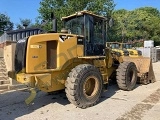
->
left=110, top=7, right=160, bottom=46
left=38, top=0, right=115, bottom=31
left=16, top=18, right=43, bottom=30
left=0, top=13, right=13, bottom=34
left=16, top=18, right=32, bottom=29
left=37, top=1, right=160, bottom=46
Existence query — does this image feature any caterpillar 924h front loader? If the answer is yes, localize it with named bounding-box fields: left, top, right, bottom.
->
left=8, top=10, right=155, bottom=108
left=106, top=42, right=142, bottom=57
left=121, top=42, right=142, bottom=57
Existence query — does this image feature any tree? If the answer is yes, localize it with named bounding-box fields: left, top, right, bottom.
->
left=0, top=13, right=13, bottom=35
left=87, top=0, right=115, bottom=17
left=38, top=0, right=115, bottom=31
left=16, top=18, right=32, bottom=29
left=108, top=9, right=129, bottom=42
left=110, top=7, right=160, bottom=46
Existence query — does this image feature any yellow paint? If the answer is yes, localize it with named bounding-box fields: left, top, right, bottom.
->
left=106, top=42, right=142, bottom=57
left=25, top=88, right=37, bottom=105
left=77, top=45, right=84, bottom=57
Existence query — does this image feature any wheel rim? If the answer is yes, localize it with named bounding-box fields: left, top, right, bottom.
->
left=83, top=76, right=99, bottom=98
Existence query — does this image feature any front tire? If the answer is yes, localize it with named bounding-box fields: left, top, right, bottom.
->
left=116, top=62, right=137, bottom=91
left=65, top=64, right=103, bottom=108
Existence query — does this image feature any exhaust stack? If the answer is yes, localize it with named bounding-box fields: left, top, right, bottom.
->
left=51, top=12, right=57, bottom=32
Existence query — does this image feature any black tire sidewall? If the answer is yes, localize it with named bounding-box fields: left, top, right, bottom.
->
left=125, top=63, right=137, bottom=90
left=116, top=62, right=137, bottom=91
left=77, top=67, right=103, bottom=106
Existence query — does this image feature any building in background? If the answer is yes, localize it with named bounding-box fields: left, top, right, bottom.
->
left=0, top=28, right=43, bottom=43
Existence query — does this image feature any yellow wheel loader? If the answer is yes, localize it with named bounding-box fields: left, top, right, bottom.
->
left=106, top=42, right=142, bottom=57
left=122, top=43, right=142, bottom=57
left=106, top=42, right=129, bottom=56
left=8, top=10, right=155, bottom=108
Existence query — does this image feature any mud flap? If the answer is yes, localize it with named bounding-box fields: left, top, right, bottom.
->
left=25, top=88, right=37, bottom=105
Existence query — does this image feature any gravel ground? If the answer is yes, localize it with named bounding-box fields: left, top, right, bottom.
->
left=0, top=62, right=160, bottom=120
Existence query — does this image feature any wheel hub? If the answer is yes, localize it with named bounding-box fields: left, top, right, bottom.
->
left=83, top=76, right=99, bottom=98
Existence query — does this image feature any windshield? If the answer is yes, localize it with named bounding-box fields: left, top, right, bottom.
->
left=110, top=43, right=120, bottom=49
left=123, top=44, right=132, bottom=49
left=64, top=16, right=84, bottom=35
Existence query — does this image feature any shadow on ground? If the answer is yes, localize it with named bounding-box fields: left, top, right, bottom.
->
left=0, top=89, right=69, bottom=120
left=0, top=81, right=141, bottom=120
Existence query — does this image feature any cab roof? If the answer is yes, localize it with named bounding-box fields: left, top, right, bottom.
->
left=61, top=10, right=106, bottom=20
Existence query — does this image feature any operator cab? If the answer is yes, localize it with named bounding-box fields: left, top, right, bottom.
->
left=62, top=10, right=107, bottom=56
left=106, top=42, right=120, bottom=49
left=122, top=43, right=133, bottom=49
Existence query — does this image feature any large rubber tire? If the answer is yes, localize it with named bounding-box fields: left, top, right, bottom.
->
left=116, top=62, right=137, bottom=91
left=65, top=64, right=103, bottom=108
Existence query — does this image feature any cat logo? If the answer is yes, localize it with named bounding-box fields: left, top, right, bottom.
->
left=59, top=35, right=73, bottom=42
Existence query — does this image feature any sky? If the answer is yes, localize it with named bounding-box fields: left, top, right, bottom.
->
left=0, top=0, right=160, bottom=29
left=114, top=0, right=160, bottom=10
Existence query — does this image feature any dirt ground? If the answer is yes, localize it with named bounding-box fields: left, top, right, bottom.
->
left=0, top=62, right=160, bottom=120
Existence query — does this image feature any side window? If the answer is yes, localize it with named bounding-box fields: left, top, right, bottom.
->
left=93, top=20, right=103, bottom=44
left=85, top=19, right=90, bottom=43
left=84, top=15, right=93, bottom=44
left=64, top=16, right=84, bottom=35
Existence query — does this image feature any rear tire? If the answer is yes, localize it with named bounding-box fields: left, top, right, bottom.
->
left=116, top=62, right=137, bottom=91
left=65, top=64, right=103, bottom=108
